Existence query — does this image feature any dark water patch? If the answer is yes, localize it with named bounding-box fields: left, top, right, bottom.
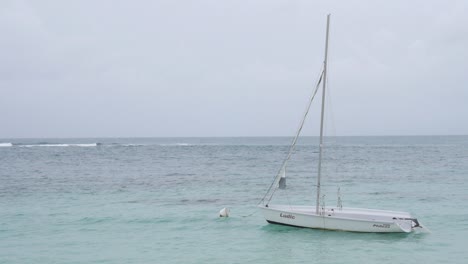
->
left=367, top=191, right=396, bottom=195
left=78, top=227, right=99, bottom=232
left=196, top=198, right=220, bottom=203
left=126, top=218, right=172, bottom=224
left=169, top=198, right=223, bottom=206
left=77, top=216, right=115, bottom=224
left=180, top=198, right=220, bottom=204
left=418, top=196, right=446, bottom=202
left=165, top=172, right=196, bottom=177
left=260, top=223, right=300, bottom=233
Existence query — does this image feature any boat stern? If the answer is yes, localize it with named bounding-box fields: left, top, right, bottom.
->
left=393, top=217, right=426, bottom=233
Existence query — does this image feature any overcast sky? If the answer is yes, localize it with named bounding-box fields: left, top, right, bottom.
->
left=1, top=0, right=467, bottom=138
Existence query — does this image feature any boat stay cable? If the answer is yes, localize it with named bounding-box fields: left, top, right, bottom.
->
left=259, top=66, right=325, bottom=207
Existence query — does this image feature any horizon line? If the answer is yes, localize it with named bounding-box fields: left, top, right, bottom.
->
left=1, top=134, right=467, bottom=140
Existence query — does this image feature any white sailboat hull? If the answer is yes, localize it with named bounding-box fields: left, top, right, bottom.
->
left=259, top=204, right=420, bottom=233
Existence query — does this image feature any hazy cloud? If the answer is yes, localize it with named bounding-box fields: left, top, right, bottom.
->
left=1, top=0, right=467, bottom=137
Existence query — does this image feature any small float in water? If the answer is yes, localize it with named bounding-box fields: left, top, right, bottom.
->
left=219, top=208, right=230, bottom=217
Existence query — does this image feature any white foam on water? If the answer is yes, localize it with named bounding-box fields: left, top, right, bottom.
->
left=70, top=144, right=97, bottom=147
left=158, top=143, right=192, bottom=146
left=19, top=143, right=97, bottom=147
left=21, top=144, right=70, bottom=147
left=0, top=142, right=12, bottom=147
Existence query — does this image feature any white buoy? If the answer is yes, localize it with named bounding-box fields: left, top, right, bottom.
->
left=219, top=207, right=230, bottom=217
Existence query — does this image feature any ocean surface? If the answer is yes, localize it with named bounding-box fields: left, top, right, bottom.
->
left=1, top=136, right=467, bottom=263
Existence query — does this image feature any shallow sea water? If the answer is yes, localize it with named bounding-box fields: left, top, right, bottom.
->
left=1, top=136, right=467, bottom=263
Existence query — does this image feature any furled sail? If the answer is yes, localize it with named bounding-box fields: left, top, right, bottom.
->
left=278, top=168, right=286, bottom=189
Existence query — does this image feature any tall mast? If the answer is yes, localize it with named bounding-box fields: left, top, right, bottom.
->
left=316, top=14, right=330, bottom=215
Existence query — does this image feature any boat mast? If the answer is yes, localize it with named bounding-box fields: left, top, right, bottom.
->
left=316, top=14, right=330, bottom=215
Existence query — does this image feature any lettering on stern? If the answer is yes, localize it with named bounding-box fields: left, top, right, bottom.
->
left=280, top=213, right=295, bottom=219
left=373, top=223, right=390, bottom=228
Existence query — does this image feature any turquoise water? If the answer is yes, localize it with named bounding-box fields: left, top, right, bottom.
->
left=1, top=136, right=467, bottom=263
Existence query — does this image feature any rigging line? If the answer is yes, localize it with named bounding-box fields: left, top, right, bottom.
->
left=320, top=55, right=339, bottom=187
left=325, top=70, right=339, bottom=177
left=324, top=66, right=336, bottom=143
left=321, top=72, right=333, bottom=180
left=259, top=67, right=325, bottom=206
left=241, top=210, right=258, bottom=218
left=283, top=174, right=293, bottom=210
left=264, top=69, right=324, bottom=204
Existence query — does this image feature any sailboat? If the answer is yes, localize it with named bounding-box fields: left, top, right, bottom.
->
left=258, top=14, right=425, bottom=233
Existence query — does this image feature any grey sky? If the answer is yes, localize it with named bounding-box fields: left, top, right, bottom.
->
left=1, top=0, right=467, bottom=138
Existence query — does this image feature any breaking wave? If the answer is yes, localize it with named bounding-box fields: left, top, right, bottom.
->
left=15, top=143, right=98, bottom=147
left=1, top=142, right=211, bottom=148
left=117, top=143, right=146, bottom=147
